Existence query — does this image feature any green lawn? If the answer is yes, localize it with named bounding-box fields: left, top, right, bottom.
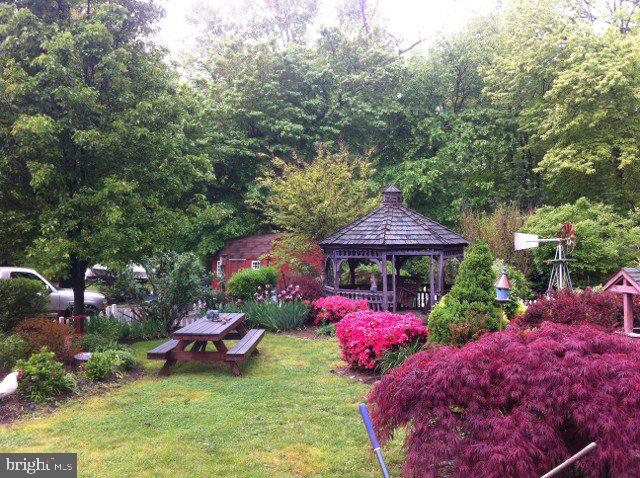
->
left=0, top=334, right=404, bottom=477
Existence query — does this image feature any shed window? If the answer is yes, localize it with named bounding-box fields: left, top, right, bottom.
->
left=251, top=260, right=262, bottom=270
left=216, top=259, right=223, bottom=278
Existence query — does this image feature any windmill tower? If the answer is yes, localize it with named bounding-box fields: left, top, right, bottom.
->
left=515, top=222, right=577, bottom=296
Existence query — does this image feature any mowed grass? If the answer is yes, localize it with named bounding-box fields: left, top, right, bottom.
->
left=0, top=334, right=405, bottom=477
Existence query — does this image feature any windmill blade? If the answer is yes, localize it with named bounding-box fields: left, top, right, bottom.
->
left=514, top=232, right=540, bottom=250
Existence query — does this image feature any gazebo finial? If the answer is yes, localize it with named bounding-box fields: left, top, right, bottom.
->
left=382, top=184, right=403, bottom=204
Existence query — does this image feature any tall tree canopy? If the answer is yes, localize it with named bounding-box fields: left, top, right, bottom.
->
left=0, top=0, right=214, bottom=312
left=3, top=0, right=640, bottom=299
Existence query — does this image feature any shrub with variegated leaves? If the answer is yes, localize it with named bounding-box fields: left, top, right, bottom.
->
left=369, top=323, right=640, bottom=478
left=335, top=310, right=428, bottom=370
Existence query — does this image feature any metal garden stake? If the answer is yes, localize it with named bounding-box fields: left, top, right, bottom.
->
left=359, top=403, right=391, bottom=478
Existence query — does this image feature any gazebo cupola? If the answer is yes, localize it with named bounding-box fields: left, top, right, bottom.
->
left=381, top=184, right=403, bottom=204
left=319, top=184, right=469, bottom=312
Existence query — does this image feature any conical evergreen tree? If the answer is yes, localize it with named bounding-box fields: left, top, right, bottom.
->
left=428, top=241, right=500, bottom=345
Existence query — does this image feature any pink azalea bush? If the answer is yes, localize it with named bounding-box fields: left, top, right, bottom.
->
left=335, top=310, right=428, bottom=370
left=369, top=323, right=640, bottom=478
left=312, top=295, right=368, bottom=324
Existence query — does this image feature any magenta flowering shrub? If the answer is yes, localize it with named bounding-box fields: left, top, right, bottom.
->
left=312, top=295, right=368, bottom=324
left=335, top=311, right=428, bottom=370
left=369, top=323, right=640, bottom=478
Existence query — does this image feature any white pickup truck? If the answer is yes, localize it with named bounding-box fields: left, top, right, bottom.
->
left=0, top=267, right=107, bottom=316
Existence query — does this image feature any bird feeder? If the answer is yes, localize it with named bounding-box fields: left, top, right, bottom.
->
left=494, top=266, right=511, bottom=302
left=494, top=266, right=511, bottom=332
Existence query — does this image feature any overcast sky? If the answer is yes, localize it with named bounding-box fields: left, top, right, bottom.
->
left=156, top=0, right=502, bottom=59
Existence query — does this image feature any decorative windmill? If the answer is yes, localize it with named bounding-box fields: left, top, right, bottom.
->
left=514, top=222, right=577, bottom=296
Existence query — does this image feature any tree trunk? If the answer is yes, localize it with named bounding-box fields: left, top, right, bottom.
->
left=70, top=253, right=87, bottom=316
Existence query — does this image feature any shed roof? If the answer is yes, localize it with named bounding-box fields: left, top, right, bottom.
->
left=320, top=185, right=469, bottom=249
left=215, top=233, right=279, bottom=259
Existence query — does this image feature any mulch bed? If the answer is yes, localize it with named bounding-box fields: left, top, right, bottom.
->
left=280, top=325, right=332, bottom=340
left=0, top=369, right=143, bottom=426
left=331, top=365, right=381, bottom=385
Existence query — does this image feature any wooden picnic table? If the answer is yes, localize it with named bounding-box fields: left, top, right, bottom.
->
left=147, top=313, right=265, bottom=377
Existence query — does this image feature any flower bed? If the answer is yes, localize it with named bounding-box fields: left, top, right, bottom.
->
left=335, top=310, right=428, bottom=370
left=312, top=296, right=368, bottom=324
left=369, top=323, right=640, bottom=478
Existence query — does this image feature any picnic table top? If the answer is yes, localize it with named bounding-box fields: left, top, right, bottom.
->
left=172, top=313, right=245, bottom=341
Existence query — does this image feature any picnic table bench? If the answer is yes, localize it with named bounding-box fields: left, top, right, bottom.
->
left=147, top=313, right=264, bottom=377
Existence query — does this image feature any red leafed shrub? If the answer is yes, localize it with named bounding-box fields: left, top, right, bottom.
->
left=13, top=317, right=71, bottom=362
left=277, top=275, right=323, bottom=302
left=335, top=311, right=428, bottom=370
left=512, top=289, right=639, bottom=331
left=312, top=295, right=368, bottom=324
left=369, top=323, right=640, bottom=478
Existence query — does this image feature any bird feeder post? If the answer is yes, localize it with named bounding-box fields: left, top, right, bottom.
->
left=494, top=266, right=511, bottom=332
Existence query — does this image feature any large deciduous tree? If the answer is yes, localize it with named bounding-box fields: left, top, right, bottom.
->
left=0, top=0, right=213, bottom=313
left=255, top=144, right=378, bottom=241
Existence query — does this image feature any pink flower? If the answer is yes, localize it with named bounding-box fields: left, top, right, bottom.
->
left=312, top=296, right=370, bottom=324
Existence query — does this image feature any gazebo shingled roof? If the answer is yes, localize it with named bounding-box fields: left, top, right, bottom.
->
left=320, top=184, right=469, bottom=248
left=319, top=185, right=469, bottom=312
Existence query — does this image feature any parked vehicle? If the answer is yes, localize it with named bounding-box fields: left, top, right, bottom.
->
left=0, top=267, right=107, bottom=316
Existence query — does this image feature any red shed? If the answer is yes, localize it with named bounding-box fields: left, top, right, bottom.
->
left=212, top=234, right=279, bottom=285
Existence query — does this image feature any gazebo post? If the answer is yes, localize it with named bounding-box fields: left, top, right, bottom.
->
left=437, top=252, right=444, bottom=297
left=332, top=257, right=339, bottom=291
left=381, top=254, right=388, bottom=311
left=429, top=256, right=435, bottom=311
left=391, top=255, right=397, bottom=313
left=348, top=259, right=357, bottom=287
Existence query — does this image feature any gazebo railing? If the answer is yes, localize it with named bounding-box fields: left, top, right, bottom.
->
left=323, top=286, right=393, bottom=311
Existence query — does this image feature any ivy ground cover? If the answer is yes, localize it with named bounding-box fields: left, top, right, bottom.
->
left=0, top=334, right=404, bottom=477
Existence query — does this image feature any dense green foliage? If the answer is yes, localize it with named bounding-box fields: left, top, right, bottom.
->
left=225, top=266, right=279, bottom=301
left=139, top=252, right=212, bottom=331
left=0, top=278, right=48, bottom=332
left=86, top=313, right=167, bottom=342
left=16, top=348, right=75, bottom=403
left=0, top=333, right=29, bottom=372
left=85, top=351, right=118, bottom=382
left=256, top=146, right=378, bottom=240
left=428, top=242, right=500, bottom=345
left=522, top=198, right=640, bottom=287
left=2, top=0, right=640, bottom=301
left=0, top=0, right=217, bottom=313
left=85, top=348, right=137, bottom=381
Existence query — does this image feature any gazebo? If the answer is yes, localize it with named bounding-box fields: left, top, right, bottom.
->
left=319, top=185, right=469, bottom=312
